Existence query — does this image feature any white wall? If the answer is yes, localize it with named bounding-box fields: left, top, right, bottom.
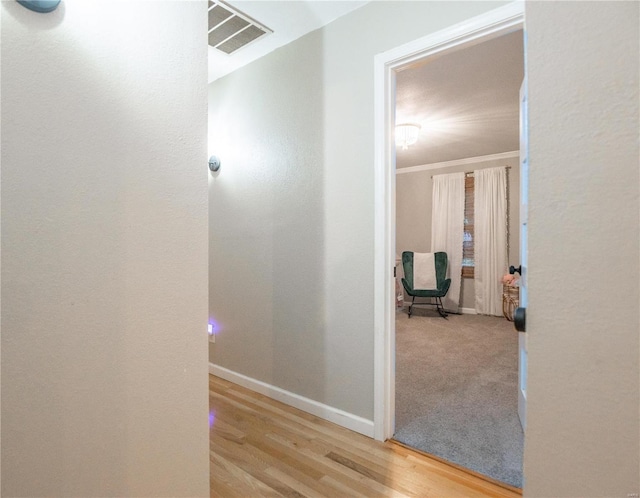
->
left=525, top=2, right=639, bottom=496
left=396, top=155, right=520, bottom=310
left=1, top=2, right=209, bottom=496
left=208, top=0, right=506, bottom=422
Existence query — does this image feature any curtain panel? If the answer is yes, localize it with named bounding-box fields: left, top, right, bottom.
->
left=474, top=167, right=508, bottom=315
left=431, top=172, right=465, bottom=312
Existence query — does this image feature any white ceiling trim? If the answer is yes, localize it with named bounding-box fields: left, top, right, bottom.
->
left=396, top=150, right=519, bottom=175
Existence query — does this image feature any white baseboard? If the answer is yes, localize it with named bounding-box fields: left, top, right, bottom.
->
left=460, top=307, right=477, bottom=315
left=209, top=363, right=375, bottom=438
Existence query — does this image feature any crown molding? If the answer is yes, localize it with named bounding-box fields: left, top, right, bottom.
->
left=396, top=150, right=519, bottom=175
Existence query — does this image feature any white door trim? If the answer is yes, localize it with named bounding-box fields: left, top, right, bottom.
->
left=373, top=2, right=525, bottom=441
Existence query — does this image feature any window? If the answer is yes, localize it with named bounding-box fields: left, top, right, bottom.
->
left=462, top=174, right=474, bottom=278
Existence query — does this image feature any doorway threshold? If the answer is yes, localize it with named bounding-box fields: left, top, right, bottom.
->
left=390, top=439, right=522, bottom=496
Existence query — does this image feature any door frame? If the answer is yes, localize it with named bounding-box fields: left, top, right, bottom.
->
left=373, top=2, right=525, bottom=441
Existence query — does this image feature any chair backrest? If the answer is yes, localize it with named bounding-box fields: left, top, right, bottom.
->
left=401, top=251, right=448, bottom=290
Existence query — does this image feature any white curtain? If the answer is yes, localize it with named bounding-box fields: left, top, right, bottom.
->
left=431, top=172, right=465, bottom=312
left=474, top=167, right=508, bottom=316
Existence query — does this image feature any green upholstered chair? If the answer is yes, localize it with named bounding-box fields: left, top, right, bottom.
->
left=401, top=251, right=451, bottom=318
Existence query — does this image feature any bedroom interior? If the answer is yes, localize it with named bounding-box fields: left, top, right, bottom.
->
left=393, top=28, right=525, bottom=488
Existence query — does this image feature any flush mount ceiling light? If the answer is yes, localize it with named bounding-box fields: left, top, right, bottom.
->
left=395, top=123, right=421, bottom=150
left=16, top=0, right=61, bottom=12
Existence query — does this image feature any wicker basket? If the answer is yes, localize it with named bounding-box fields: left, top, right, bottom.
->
left=502, top=284, right=519, bottom=321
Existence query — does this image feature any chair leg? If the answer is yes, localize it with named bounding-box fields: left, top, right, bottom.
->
left=408, top=296, right=415, bottom=318
left=436, top=297, right=448, bottom=319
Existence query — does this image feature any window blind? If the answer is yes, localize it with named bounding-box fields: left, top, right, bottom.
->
left=462, top=175, right=474, bottom=278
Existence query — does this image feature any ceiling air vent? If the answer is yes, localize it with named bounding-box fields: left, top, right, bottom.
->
left=208, top=1, right=272, bottom=55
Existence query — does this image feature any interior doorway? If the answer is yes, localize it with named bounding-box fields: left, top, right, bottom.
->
left=372, top=1, right=525, bottom=488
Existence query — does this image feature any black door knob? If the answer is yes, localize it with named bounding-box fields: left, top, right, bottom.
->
left=514, top=307, right=526, bottom=332
left=509, top=265, right=522, bottom=275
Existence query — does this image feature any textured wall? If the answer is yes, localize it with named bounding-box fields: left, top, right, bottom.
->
left=525, top=2, right=640, bottom=496
left=396, top=157, right=520, bottom=310
left=1, top=2, right=209, bottom=496
left=208, top=1, right=506, bottom=420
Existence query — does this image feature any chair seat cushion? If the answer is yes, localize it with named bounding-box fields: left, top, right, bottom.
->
left=407, top=288, right=446, bottom=298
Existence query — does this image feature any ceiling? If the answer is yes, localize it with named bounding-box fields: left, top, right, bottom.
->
left=208, top=1, right=369, bottom=82
left=395, top=30, right=524, bottom=168
left=208, top=3, right=524, bottom=168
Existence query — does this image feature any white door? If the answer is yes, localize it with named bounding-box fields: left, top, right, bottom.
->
left=517, top=77, right=528, bottom=429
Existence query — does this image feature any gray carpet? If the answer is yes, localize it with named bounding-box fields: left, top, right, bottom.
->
left=393, top=309, right=523, bottom=488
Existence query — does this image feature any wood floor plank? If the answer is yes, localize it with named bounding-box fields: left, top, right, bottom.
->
left=211, top=450, right=284, bottom=497
left=210, top=374, right=521, bottom=498
left=316, top=475, right=363, bottom=498
left=210, top=454, right=279, bottom=497
left=264, top=467, right=333, bottom=498
left=324, top=451, right=420, bottom=496
left=213, top=441, right=308, bottom=498
left=215, top=398, right=415, bottom=497
left=213, top=439, right=309, bottom=498
left=212, top=416, right=354, bottom=498
left=222, top=387, right=438, bottom=478
left=264, top=431, right=411, bottom=497
left=280, top=425, right=471, bottom=497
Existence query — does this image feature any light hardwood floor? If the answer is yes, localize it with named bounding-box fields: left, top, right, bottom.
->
left=210, top=375, right=521, bottom=497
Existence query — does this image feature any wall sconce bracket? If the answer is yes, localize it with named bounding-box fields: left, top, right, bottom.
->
left=209, top=155, right=221, bottom=172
